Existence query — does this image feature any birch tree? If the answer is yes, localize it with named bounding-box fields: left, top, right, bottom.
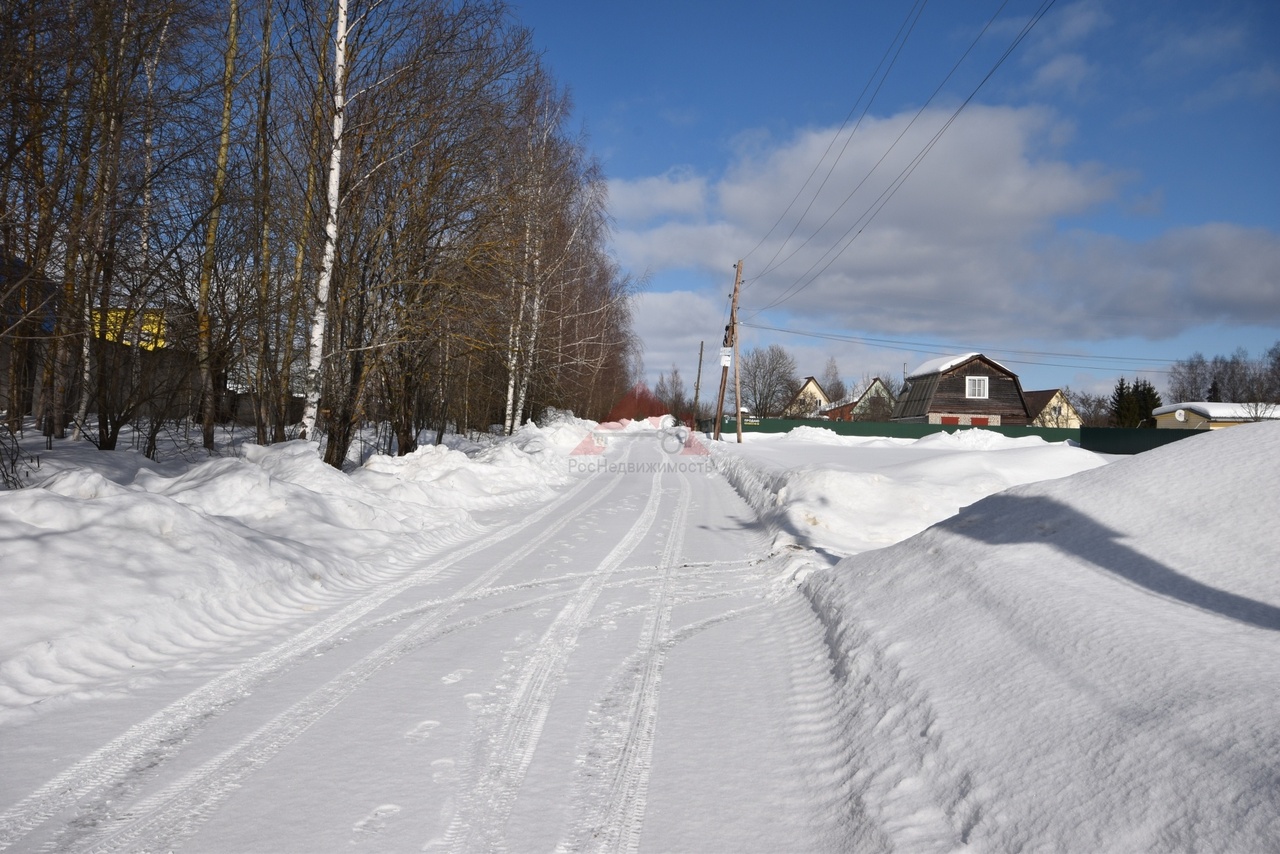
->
left=298, top=0, right=347, bottom=441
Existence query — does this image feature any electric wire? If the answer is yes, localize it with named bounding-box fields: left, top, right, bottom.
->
left=741, top=322, right=1179, bottom=375
left=748, top=0, right=1010, bottom=290
left=744, top=0, right=1054, bottom=318
left=741, top=0, right=929, bottom=288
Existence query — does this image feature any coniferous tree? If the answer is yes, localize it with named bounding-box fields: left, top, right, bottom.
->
left=1109, top=378, right=1138, bottom=428
left=1109, top=377, right=1161, bottom=427
left=1132, top=378, right=1163, bottom=428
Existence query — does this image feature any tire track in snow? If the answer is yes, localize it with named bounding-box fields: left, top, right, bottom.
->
left=768, top=575, right=881, bottom=853
left=0, top=467, right=609, bottom=853
left=47, top=466, right=634, bottom=854
left=437, top=465, right=667, bottom=854
left=556, top=466, right=691, bottom=853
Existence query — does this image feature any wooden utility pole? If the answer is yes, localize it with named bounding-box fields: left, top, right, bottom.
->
left=713, top=261, right=743, bottom=441
left=692, top=340, right=704, bottom=430
left=731, top=262, right=744, bottom=443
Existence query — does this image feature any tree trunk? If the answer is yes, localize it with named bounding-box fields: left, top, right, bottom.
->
left=195, top=0, right=239, bottom=450
left=300, top=0, right=348, bottom=442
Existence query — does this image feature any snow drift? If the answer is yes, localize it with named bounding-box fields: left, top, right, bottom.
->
left=710, top=426, right=1110, bottom=557
left=0, top=418, right=592, bottom=719
left=803, top=422, right=1280, bottom=850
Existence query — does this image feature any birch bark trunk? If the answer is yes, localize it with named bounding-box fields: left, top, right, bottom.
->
left=300, top=0, right=348, bottom=442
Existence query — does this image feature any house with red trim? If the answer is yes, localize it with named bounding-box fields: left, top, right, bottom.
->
left=890, top=353, right=1032, bottom=426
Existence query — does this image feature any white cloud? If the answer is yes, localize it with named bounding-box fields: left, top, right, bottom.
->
left=632, top=289, right=730, bottom=386
left=1187, top=63, right=1280, bottom=108
left=1030, top=53, right=1094, bottom=96
left=1040, top=224, right=1280, bottom=339
left=1049, top=0, right=1112, bottom=44
left=1143, top=24, right=1247, bottom=70
left=607, top=168, right=708, bottom=224
left=608, top=103, right=1280, bottom=350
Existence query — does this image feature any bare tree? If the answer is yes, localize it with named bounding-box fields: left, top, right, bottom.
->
left=195, top=0, right=240, bottom=450
left=653, top=364, right=686, bottom=421
left=1066, top=388, right=1111, bottom=428
left=739, top=344, right=799, bottom=418
left=1168, top=343, right=1280, bottom=405
left=820, top=355, right=845, bottom=403
left=1167, top=352, right=1210, bottom=402
left=2, top=0, right=640, bottom=471
left=299, top=0, right=348, bottom=441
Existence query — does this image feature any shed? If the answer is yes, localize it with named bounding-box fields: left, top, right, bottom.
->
left=1153, top=402, right=1279, bottom=430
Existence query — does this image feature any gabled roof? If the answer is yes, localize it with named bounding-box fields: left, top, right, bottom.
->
left=1023, top=389, right=1062, bottom=419
left=906, top=352, right=1013, bottom=379
left=820, top=377, right=893, bottom=415
left=783, top=376, right=829, bottom=416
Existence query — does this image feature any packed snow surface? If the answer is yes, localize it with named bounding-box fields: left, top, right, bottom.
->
left=1, top=417, right=1276, bottom=852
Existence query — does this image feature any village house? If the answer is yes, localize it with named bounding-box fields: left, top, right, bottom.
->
left=781, top=376, right=830, bottom=418
left=821, top=377, right=896, bottom=422
left=1024, top=388, right=1082, bottom=429
left=891, top=353, right=1032, bottom=426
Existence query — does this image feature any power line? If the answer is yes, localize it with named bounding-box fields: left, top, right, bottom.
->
left=742, top=0, right=930, bottom=287
left=747, top=0, right=1011, bottom=291
left=741, top=322, right=1181, bottom=375
left=745, top=0, right=1056, bottom=318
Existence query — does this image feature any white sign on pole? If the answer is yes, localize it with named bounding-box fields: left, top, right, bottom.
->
left=719, top=347, right=732, bottom=367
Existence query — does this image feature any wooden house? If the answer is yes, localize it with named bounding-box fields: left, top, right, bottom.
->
left=890, top=353, right=1032, bottom=426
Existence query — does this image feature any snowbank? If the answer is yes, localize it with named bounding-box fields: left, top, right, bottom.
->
left=711, top=427, right=1109, bottom=557
left=0, top=422, right=589, bottom=720
left=804, top=421, right=1280, bottom=850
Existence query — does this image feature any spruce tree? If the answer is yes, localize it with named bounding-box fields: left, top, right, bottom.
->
left=1110, top=378, right=1138, bottom=427
left=1132, top=378, right=1163, bottom=428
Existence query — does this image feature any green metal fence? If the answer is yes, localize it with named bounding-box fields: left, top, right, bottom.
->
left=1077, top=426, right=1204, bottom=455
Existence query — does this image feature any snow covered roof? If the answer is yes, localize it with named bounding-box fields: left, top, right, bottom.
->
left=906, top=352, right=1012, bottom=379
left=1153, top=402, right=1280, bottom=421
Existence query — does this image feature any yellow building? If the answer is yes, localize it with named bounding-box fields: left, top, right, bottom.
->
left=91, top=308, right=167, bottom=350
left=1025, top=389, right=1082, bottom=429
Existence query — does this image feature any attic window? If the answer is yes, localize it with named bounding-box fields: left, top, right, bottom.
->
left=965, top=376, right=988, bottom=399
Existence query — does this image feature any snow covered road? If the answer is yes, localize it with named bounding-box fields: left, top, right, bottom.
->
left=5, top=419, right=1277, bottom=852
left=1, top=433, right=853, bottom=852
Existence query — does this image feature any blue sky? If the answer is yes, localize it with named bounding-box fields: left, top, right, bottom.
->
left=514, top=0, right=1280, bottom=398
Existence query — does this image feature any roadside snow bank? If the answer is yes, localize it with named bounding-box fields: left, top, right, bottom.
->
left=711, top=427, right=1108, bottom=557
left=805, top=422, right=1280, bottom=850
left=0, top=425, right=584, bottom=719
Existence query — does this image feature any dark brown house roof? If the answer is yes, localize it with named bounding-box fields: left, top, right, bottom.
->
left=891, top=353, right=1032, bottom=424
left=1022, top=389, right=1061, bottom=421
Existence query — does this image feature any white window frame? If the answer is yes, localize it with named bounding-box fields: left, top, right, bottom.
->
left=965, top=376, right=989, bottom=399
